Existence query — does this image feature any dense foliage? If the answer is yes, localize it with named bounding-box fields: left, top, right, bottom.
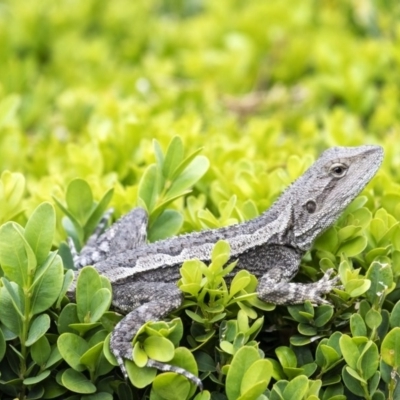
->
left=1, top=0, right=400, bottom=399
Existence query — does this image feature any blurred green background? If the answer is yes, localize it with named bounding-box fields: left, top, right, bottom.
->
left=0, top=0, right=400, bottom=226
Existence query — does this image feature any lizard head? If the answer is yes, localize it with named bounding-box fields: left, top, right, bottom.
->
left=285, top=145, right=384, bottom=251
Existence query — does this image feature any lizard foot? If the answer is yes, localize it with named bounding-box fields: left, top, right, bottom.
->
left=307, top=268, right=341, bottom=305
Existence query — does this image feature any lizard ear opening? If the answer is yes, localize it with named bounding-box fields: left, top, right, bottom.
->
left=305, top=200, right=317, bottom=214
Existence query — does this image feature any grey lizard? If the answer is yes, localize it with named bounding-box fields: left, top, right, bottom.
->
left=67, top=144, right=383, bottom=389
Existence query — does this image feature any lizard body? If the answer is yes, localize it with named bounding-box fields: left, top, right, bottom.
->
left=68, top=145, right=383, bottom=388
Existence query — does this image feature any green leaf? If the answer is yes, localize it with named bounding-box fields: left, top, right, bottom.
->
left=180, top=259, right=202, bottom=285
left=339, top=335, right=359, bottom=370
left=276, top=346, right=297, bottom=368
left=148, top=209, right=183, bottom=242
left=194, top=352, right=216, bottom=372
left=0, top=328, right=6, bottom=361
left=53, top=198, right=80, bottom=234
left=229, top=273, right=251, bottom=297
left=314, top=305, right=334, bottom=327
left=226, top=346, right=260, bottom=400
left=345, top=279, right=371, bottom=297
left=220, top=341, right=234, bottom=354
left=143, top=336, right=175, bottom=362
left=152, top=373, right=191, bottom=400
left=23, top=370, right=51, bottom=385
left=153, top=139, right=165, bottom=168
left=26, top=314, right=50, bottom=346
left=320, top=345, right=340, bottom=368
left=342, top=366, right=365, bottom=396
left=358, top=341, right=378, bottom=380
left=381, top=327, right=400, bottom=367
left=57, top=333, right=89, bottom=371
left=61, top=368, right=96, bottom=394
left=138, top=164, right=161, bottom=212
left=162, top=136, right=184, bottom=179
left=298, top=323, right=317, bottom=336
left=0, top=280, right=24, bottom=335
left=84, top=188, right=114, bottom=239
left=24, top=202, right=55, bottom=266
left=238, top=380, right=269, bottom=400
left=79, top=341, right=104, bottom=372
left=170, top=148, right=204, bottom=181
left=366, top=261, right=394, bottom=304
left=0, top=222, right=32, bottom=286
left=390, top=300, right=400, bottom=328
left=288, top=305, right=312, bottom=324
left=45, top=346, right=63, bottom=369
left=133, top=342, right=148, bottom=367
left=56, top=268, right=75, bottom=308
left=89, top=288, right=112, bottom=323
left=76, top=266, right=103, bottom=323
left=337, top=226, right=362, bottom=242
left=350, top=314, right=367, bottom=337
left=58, top=303, right=79, bottom=334
left=66, top=179, right=94, bottom=225
left=31, top=335, right=51, bottom=366
left=31, top=254, right=64, bottom=315
left=365, top=309, right=382, bottom=330
left=240, top=359, right=272, bottom=395
left=126, top=360, right=157, bottom=388
left=282, top=375, right=309, bottom=399
left=165, top=156, right=209, bottom=200
left=336, top=236, right=367, bottom=257
left=193, top=392, right=211, bottom=400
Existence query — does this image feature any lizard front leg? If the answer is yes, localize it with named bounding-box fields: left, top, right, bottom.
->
left=111, top=281, right=202, bottom=388
left=258, top=268, right=339, bottom=305
left=254, top=245, right=339, bottom=305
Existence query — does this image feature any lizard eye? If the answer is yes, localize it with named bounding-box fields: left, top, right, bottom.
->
left=305, top=200, right=317, bottom=214
left=329, top=163, right=347, bottom=178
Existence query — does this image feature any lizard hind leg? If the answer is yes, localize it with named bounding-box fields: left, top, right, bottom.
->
left=110, top=282, right=203, bottom=389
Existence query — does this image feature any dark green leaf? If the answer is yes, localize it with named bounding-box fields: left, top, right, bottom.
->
left=31, top=254, right=63, bottom=315
left=61, top=368, right=96, bottom=394
left=57, top=333, right=89, bottom=371
left=138, top=164, right=162, bottom=212
left=148, top=209, right=183, bottom=242
left=24, top=202, right=55, bottom=266
left=26, top=314, right=50, bottom=346
left=84, top=188, right=114, bottom=240
left=31, top=335, right=51, bottom=366
left=162, top=136, right=184, bottom=179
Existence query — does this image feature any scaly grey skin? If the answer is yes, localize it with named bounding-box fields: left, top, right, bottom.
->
left=68, top=145, right=384, bottom=389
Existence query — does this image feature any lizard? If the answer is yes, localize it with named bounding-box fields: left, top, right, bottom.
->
left=67, top=144, right=383, bottom=389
